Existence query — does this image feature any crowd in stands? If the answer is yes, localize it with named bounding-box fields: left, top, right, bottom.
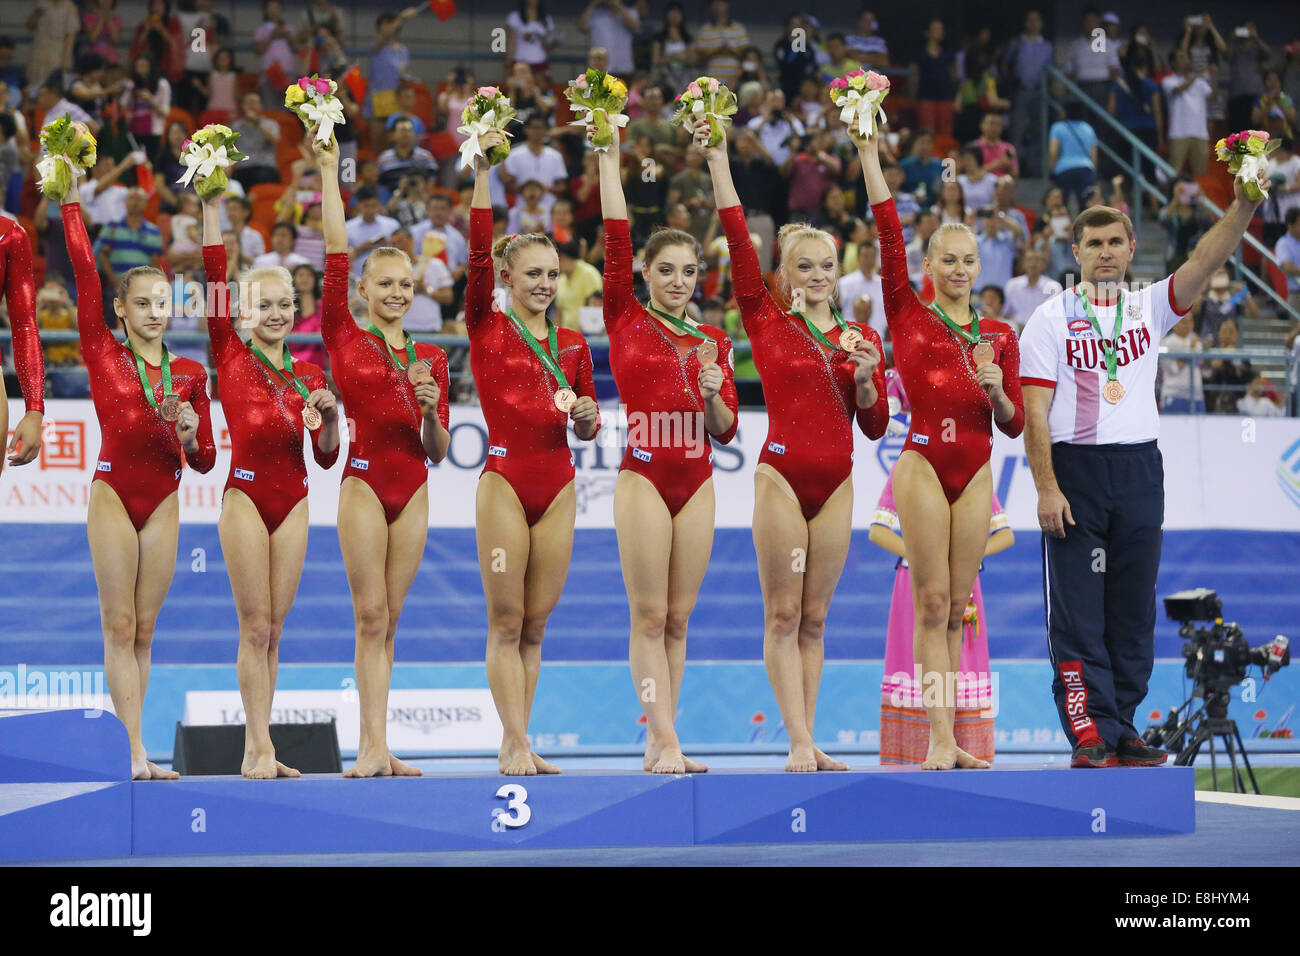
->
left=1, top=1, right=1298, bottom=413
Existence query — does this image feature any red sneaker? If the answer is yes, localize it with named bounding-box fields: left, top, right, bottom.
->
left=1071, top=738, right=1118, bottom=768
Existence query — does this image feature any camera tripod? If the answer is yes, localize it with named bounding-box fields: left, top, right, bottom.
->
left=1166, top=686, right=1260, bottom=794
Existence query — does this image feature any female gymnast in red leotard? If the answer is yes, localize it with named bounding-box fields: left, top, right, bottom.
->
left=696, top=120, right=889, bottom=773
left=62, top=175, right=216, bottom=780
left=592, top=119, right=738, bottom=774
left=0, top=213, right=45, bottom=474
left=316, top=128, right=452, bottom=778
left=468, top=129, right=602, bottom=776
left=195, top=173, right=341, bottom=779
left=858, top=126, right=1024, bottom=770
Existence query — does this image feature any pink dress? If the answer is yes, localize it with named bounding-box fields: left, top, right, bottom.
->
left=871, top=370, right=1006, bottom=764
left=290, top=303, right=329, bottom=373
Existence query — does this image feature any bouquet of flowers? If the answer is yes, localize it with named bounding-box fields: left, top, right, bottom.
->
left=176, top=124, right=245, bottom=199
left=36, top=114, right=98, bottom=200
left=564, top=69, right=629, bottom=152
left=669, top=77, right=737, bottom=148
left=456, top=86, right=516, bottom=169
left=829, top=69, right=891, bottom=141
left=284, top=74, right=346, bottom=144
left=1214, top=129, right=1280, bottom=201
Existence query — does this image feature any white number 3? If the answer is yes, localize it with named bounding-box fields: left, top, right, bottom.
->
left=493, top=783, right=532, bottom=828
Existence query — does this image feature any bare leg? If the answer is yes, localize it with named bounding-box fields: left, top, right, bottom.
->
left=263, top=497, right=310, bottom=777
left=752, top=464, right=817, bottom=772
left=519, top=481, right=577, bottom=775
left=378, top=485, right=429, bottom=777
left=801, top=476, right=854, bottom=771
left=892, top=450, right=959, bottom=770
left=130, top=491, right=182, bottom=779
left=945, top=464, right=994, bottom=769
left=663, top=478, right=715, bottom=773
left=477, top=473, right=534, bottom=776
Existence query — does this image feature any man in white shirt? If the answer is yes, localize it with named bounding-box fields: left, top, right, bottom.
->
left=1162, top=49, right=1214, bottom=177
left=499, top=115, right=568, bottom=210
left=1238, top=375, right=1284, bottom=417
left=747, top=90, right=805, bottom=169
left=345, top=185, right=400, bottom=277
left=1019, top=180, right=1266, bottom=769
left=1158, top=312, right=1204, bottom=412
left=577, top=0, right=639, bottom=76
left=390, top=227, right=452, bottom=331
left=409, top=193, right=469, bottom=284
left=253, top=222, right=310, bottom=269
left=1062, top=9, right=1120, bottom=105
left=1003, top=248, right=1063, bottom=325
left=836, top=242, right=885, bottom=341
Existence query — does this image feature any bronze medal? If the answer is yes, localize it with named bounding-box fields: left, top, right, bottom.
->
left=407, top=358, right=433, bottom=385
left=840, top=327, right=864, bottom=352
left=554, top=387, right=577, bottom=413
left=1103, top=380, right=1126, bottom=404
left=160, top=394, right=181, bottom=422
left=697, top=339, right=718, bottom=365
left=302, top=404, right=322, bottom=430
left=972, top=342, right=995, bottom=366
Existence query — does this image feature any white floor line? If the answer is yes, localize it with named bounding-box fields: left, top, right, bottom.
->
left=1195, top=790, right=1300, bottom=811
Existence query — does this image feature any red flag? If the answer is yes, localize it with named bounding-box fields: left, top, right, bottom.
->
left=429, top=0, right=456, bottom=21
left=137, top=163, right=156, bottom=196
left=342, top=65, right=367, bottom=104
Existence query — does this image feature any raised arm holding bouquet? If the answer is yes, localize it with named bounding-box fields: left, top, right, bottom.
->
left=285, top=74, right=346, bottom=145
left=36, top=114, right=98, bottom=199
left=669, top=77, right=737, bottom=148
left=830, top=69, right=892, bottom=141
left=1215, top=129, right=1279, bottom=201
left=457, top=86, right=516, bottom=171
left=564, top=69, right=628, bottom=151
left=176, top=124, right=245, bottom=199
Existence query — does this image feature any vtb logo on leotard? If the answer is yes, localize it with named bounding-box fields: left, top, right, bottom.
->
left=488, top=445, right=507, bottom=458
left=632, top=447, right=652, bottom=462
left=350, top=457, right=369, bottom=470
left=1065, top=327, right=1151, bottom=371
left=767, top=442, right=786, bottom=455
left=234, top=467, right=255, bottom=481
left=912, top=434, right=930, bottom=445
left=1059, top=661, right=1097, bottom=738
left=96, top=461, right=112, bottom=472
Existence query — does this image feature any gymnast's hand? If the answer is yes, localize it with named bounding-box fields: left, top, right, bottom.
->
left=414, top=379, right=442, bottom=420
left=975, top=359, right=1005, bottom=399
left=697, top=363, right=723, bottom=400
left=6, top=411, right=44, bottom=467
left=175, top=402, right=199, bottom=448
left=307, top=388, right=338, bottom=424
left=849, top=340, right=881, bottom=388
left=569, top=395, right=599, bottom=429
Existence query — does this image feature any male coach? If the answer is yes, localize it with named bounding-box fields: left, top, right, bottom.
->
left=1018, top=177, right=1266, bottom=768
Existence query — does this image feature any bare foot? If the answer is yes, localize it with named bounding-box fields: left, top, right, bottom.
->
left=499, top=746, right=536, bottom=776
left=814, top=747, right=850, bottom=771
left=954, top=747, right=990, bottom=769
left=388, top=754, right=423, bottom=776
left=145, top=761, right=178, bottom=780
left=244, top=752, right=279, bottom=780
left=785, top=743, right=817, bottom=773
left=681, top=754, right=709, bottom=773
left=531, top=752, right=561, bottom=774
left=344, top=751, right=393, bottom=777
left=651, top=747, right=686, bottom=774
left=921, top=738, right=957, bottom=770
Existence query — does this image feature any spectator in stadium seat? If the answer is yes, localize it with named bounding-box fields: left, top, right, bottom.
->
left=912, top=18, right=956, bottom=140
left=383, top=84, right=427, bottom=139
left=957, top=146, right=996, bottom=212
left=366, top=9, right=422, bottom=148
left=973, top=208, right=1019, bottom=292
left=971, top=113, right=1018, bottom=178
left=905, top=208, right=940, bottom=288
left=786, top=129, right=842, bottom=221
left=27, top=0, right=80, bottom=91
left=1158, top=311, right=1205, bottom=413
left=899, top=130, right=945, bottom=202
left=1196, top=267, right=1258, bottom=346
left=345, top=184, right=400, bottom=278
left=93, top=187, right=164, bottom=301
left=845, top=8, right=889, bottom=69
left=1253, top=69, right=1297, bottom=141
left=1005, top=9, right=1053, bottom=177
left=253, top=221, right=309, bottom=270
left=554, top=240, right=603, bottom=331
left=1238, top=375, right=1284, bottom=417
left=504, top=60, right=555, bottom=141
left=1202, top=318, right=1254, bottom=414
left=500, top=115, right=567, bottom=209
left=1048, top=100, right=1098, bottom=211
left=836, top=241, right=885, bottom=341
left=578, top=0, right=640, bottom=76
left=224, top=196, right=265, bottom=265
left=119, top=53, right=170, bottom=160
left=1159, top=178, right=1213, bottom=274
left=1163, top=48, right=1214, bottom=179
left=293, top=202, right=326, bottom=271
left=979, top=283, right=1010, bottom=328
left=694, top=0, right=748, bottom=87
left=410, top=192, right=468, bottom=285
left=377, top=118, right=438, bottom=192
left=1003, top=247, right=1062, bottom=327
left=773, top=14, right=815, bottom=105
left=230, top=91, right=282, bottom=190
left=1063, top=7, right=1120, bottom=106
left=35, top=79, right=99, bottom=135
left=128, top=0, right=185, bottom=86
left=666, top=146, right=714, bottom=243
left=819, top=33, right=861, bottom=87
left=82, top=0, right=125, bottom=69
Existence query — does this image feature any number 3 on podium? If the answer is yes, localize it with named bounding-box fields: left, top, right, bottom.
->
left=493, top=783, right=532, bottom=829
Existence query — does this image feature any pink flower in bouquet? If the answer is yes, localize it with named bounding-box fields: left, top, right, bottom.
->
left=674, top=92, right=682, bottom=102
left=575, top=75, right=588, bottom=89
left=687, top=81, right=703, bottom=98
left=830, top=77, right=848, bottom=91
left=478, top=86, right=499, bottom=99
left=708, top=78, right=720, bottom=93
left=182, top=138, right=192, bottom=151
left=297, top=77, right=312, bottom=92
left=314, top=78, right=331, bottom=96
left=866, top=71, right=890, bottom=91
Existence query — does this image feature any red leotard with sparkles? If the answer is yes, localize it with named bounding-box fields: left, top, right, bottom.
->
left=602, top=218, right=739, bottom=516
left=872, top=198, right=1025, bottom=504
left=204, top=245, right=339, bottom=532
left=0, top=217, right=44, bottom=414
left=716, top=205, right=888, bottom=520
left=467, top=207, right=600, bottom=526
left=64, top=203, right=216, bottom=530
left=320, top=251, right=450, bottom=525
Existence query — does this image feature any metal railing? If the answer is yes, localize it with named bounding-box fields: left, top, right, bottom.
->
left=1040, top=67, right=1299, bottom=327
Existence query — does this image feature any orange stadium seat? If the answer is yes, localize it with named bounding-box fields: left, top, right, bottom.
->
left=248, top=183, right=283, bottom=205
left=236, top=73, right=259, bottom=98
left=247, top=218, right=272, bottom=248
left=933, top=134, right=958, bottom=159
left=1016, top=204, right=1037, bottom=234
left=199, top=108, right=233, bottom=128
left=251, top=198, right=279, bottom=230
left=166, top=107, right=195, bottom=131
left=426, top=130, right=459, bottom=161
left=408, top=82, right=436, bottom=127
